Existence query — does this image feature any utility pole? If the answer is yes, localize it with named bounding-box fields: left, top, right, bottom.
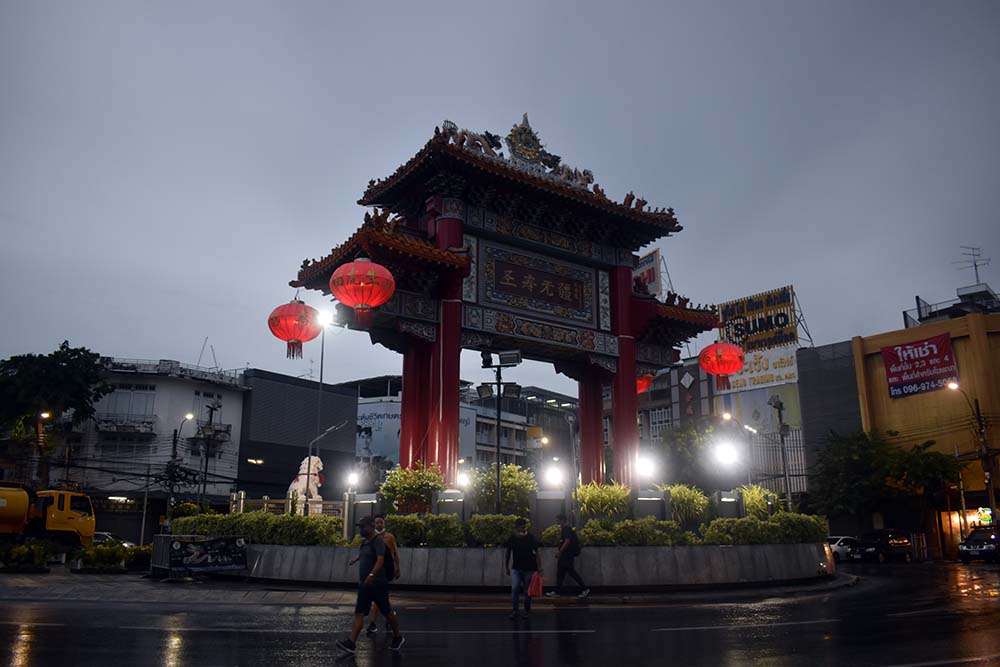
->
left=198, top=402, right=220, bottom=509
left=770, top=397, right=793, bottom=511
left=974, top=398, right=996, bottom=520
left=494, top=364, right=503, bottom=514
left=139, top=463, right=150, bottom=546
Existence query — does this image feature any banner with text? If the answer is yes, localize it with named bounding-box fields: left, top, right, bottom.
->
left=714, top=344, right=799, bottom=395
left=718, top=285, right=798, bottom=352
left=880, top=333, right=958, bottom=399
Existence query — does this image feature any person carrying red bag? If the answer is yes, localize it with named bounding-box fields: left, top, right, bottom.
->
left=504, top=517, right=543, bottom=619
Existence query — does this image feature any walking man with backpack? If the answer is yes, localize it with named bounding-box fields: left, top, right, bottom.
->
left=337, top=515, right=404, bottom=654
left=366, top=514, right=401, bottom=636
left=546, top=513, right=590, bottom=598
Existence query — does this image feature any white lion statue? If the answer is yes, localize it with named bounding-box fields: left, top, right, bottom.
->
left=288, top=455, right=325, bottom=513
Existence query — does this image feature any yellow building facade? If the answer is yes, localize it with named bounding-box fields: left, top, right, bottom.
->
left=851, top=313, right=999, bottom=540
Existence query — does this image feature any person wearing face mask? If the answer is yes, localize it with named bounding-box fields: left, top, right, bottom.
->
left=365, top=514, right=401, bottom=636
left=337, top=515, right=404, bottom=654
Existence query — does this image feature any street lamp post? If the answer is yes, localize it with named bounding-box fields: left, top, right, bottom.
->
left=305, top=310, right=334, bottom=515
left=722, top=412, right=757, bottom=487
left=480, top=351, right=522, bottom=513
left=948, top=382, right=995, bottom=523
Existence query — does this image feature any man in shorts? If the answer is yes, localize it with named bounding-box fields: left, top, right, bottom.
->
left=366, top=514, right=401, bottom=636
left=337, top=515, right=404, bottom=654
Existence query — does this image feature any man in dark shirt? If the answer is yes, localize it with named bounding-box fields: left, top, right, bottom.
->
left=336, top=515, right=404, bottom=654
left=504, top=517, right=543, bottom=619
left=546, top=513, right=590, bottom=598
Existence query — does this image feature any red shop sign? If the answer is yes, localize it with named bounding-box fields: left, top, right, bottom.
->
left=879, top=334, right=958, bottom=399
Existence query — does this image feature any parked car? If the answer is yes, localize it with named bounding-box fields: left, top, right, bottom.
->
left=959, top=527, right=998, bottom=564
left=828, top=536, right=857, bottom=562
left=848, top=529, right=913, bottom=563
left=93, top=532, right=136, bottom=549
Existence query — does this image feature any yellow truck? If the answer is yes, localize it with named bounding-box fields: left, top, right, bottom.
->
left=0, top=483, right=96, bottom=547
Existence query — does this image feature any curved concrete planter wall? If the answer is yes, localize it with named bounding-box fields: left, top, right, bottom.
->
left=238, top=543, right=835, bottom=589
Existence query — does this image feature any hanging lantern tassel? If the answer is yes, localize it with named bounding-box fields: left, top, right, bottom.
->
left=268, top=299, right=321, bottom=359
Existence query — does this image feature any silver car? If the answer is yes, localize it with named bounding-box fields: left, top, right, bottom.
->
left=828, top=536, right=857, bottom=562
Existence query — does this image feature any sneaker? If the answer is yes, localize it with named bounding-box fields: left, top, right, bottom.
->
left=335, top=639, right=356, bottom=655
left=366, top=622, right=378, bottom=636
left=578, top=588, right=591, bottom=598
left=507, top=611, right=518, bottom=620
left=389, top=636, right=405, bottom=652
left=544, top=591, right=559, bottom=597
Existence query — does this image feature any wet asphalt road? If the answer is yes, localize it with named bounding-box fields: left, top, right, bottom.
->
left=2, top=562, right=999, bottom=666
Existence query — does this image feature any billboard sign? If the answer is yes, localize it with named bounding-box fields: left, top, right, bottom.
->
left=719, top=286, right=798, bottom=353
left=168, top=536, right=247, bottom=573
left=633, top=249, right=662, bottom=297
left=879, top=333, right=958, bottom=399
left=714, top=344, right=799, bottom=395
left=357, top=399, right=477, bottom=463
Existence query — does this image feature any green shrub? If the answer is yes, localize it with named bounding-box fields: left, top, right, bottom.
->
left=77, top=544, right=127, bottom=567
left=579, top=518, right=616, bottom=546
left=613, top=517, right=662, bottom=546
left=736, top=484, right=780, bottom=520
left=348, top=534, right=363, bottom=547
left=385, top=514, right=425, bottom=547
left=660, top=484, right=709, bottom=530
left=173, top=502, right=201, bottom=518
left=701, top=514, right=828, bottom=545
left=771, top=512, right=828, bottom=543
left=0, top=543, right=51, bottom=567
left=379, top=463, right=446, bottom=513
left=576, top=482, right=631, bottom=517
left=468, top=464, right=538, bottom=516
left=424, top=514, right=465, bottom=547
left=541, top=524, right=562, bottom=547
left=172, top=512, right=346, bottom=546
left=468, top=514, right=521, bottom=547
left=126, top=545, right=153, bottom=570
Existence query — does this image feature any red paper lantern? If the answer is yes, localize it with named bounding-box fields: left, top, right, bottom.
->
left=329, top=257, right=396, bottom=326
left=698, top=342, right=745, bottom=376
left=636, top=374, right=654, bottom=394
left=268, top=299, right=321, bottom=359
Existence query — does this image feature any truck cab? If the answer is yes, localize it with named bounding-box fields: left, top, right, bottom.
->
left=34, top=491, right=96, bottom=546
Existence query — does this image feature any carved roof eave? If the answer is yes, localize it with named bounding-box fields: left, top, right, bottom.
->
left=290, top=223, right=470, bottom=291
left=631, top=296, right=719, bottom=343
left=358, top=135, right=682, bottom=234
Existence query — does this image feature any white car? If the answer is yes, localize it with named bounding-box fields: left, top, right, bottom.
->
left=93, top=532, right=136, bottom=549
left=828, top=536, right=857, bottom=562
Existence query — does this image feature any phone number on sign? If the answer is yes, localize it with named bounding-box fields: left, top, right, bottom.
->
left=889, top=378, right=951, bottom=397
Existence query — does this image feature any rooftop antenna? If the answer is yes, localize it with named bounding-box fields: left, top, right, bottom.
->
left=793, top=290, right=814, bottom=347
left=196, top=336, right=209, bottom=367
left=209, top=344, right=220, bottom=370
left=952, top=246, right=990, bottom=284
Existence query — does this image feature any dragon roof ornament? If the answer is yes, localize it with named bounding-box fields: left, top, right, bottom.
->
left=440, top=113, right=595, bottom=191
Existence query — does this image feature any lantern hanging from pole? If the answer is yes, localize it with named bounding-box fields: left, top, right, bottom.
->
left=328, top=257, right=396, bottom=328
left=268, top=299, right=321, bottom=359
left=636, top=374, right=654, bottom=394
left=698, top=342, right=745, bottom=376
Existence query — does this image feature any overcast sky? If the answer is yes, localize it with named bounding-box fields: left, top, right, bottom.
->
left=1, top=1, right=997, bottom=395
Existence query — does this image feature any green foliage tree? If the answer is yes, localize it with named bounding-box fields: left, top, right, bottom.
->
left=654, top=416, right=719, bottom=487
left=0, top=342, right=112, bottom=484
left=468, top=464, right=538, bottom=516
left=378, top=463, right=445, bottom=513
left=810, top=431, right=962, bottom=520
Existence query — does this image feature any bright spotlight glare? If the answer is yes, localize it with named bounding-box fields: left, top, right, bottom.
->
left=714, top=442, right=740, bottom=466
left=184, top=413, right=195, bottom=421
left=947, top=381, right=959, bottom=391
left=457, top=472, right=470, bottom=488
left=544, top=466, right=564, bottom=487
left=347, top=472, right=360, bottom=486
left=318, top=310, right=335, bottom=327
left=722, top=412, right=732, bottom=421
left=636, top=456, right=656, bottom=479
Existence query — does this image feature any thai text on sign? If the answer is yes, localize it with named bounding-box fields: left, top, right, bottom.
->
left=879, top=333, right=958, bottom=399
left=715, top=344, right=798, bottom=394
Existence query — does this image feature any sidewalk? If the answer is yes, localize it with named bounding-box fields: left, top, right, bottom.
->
left=0, top=566, right=858, bottom=608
